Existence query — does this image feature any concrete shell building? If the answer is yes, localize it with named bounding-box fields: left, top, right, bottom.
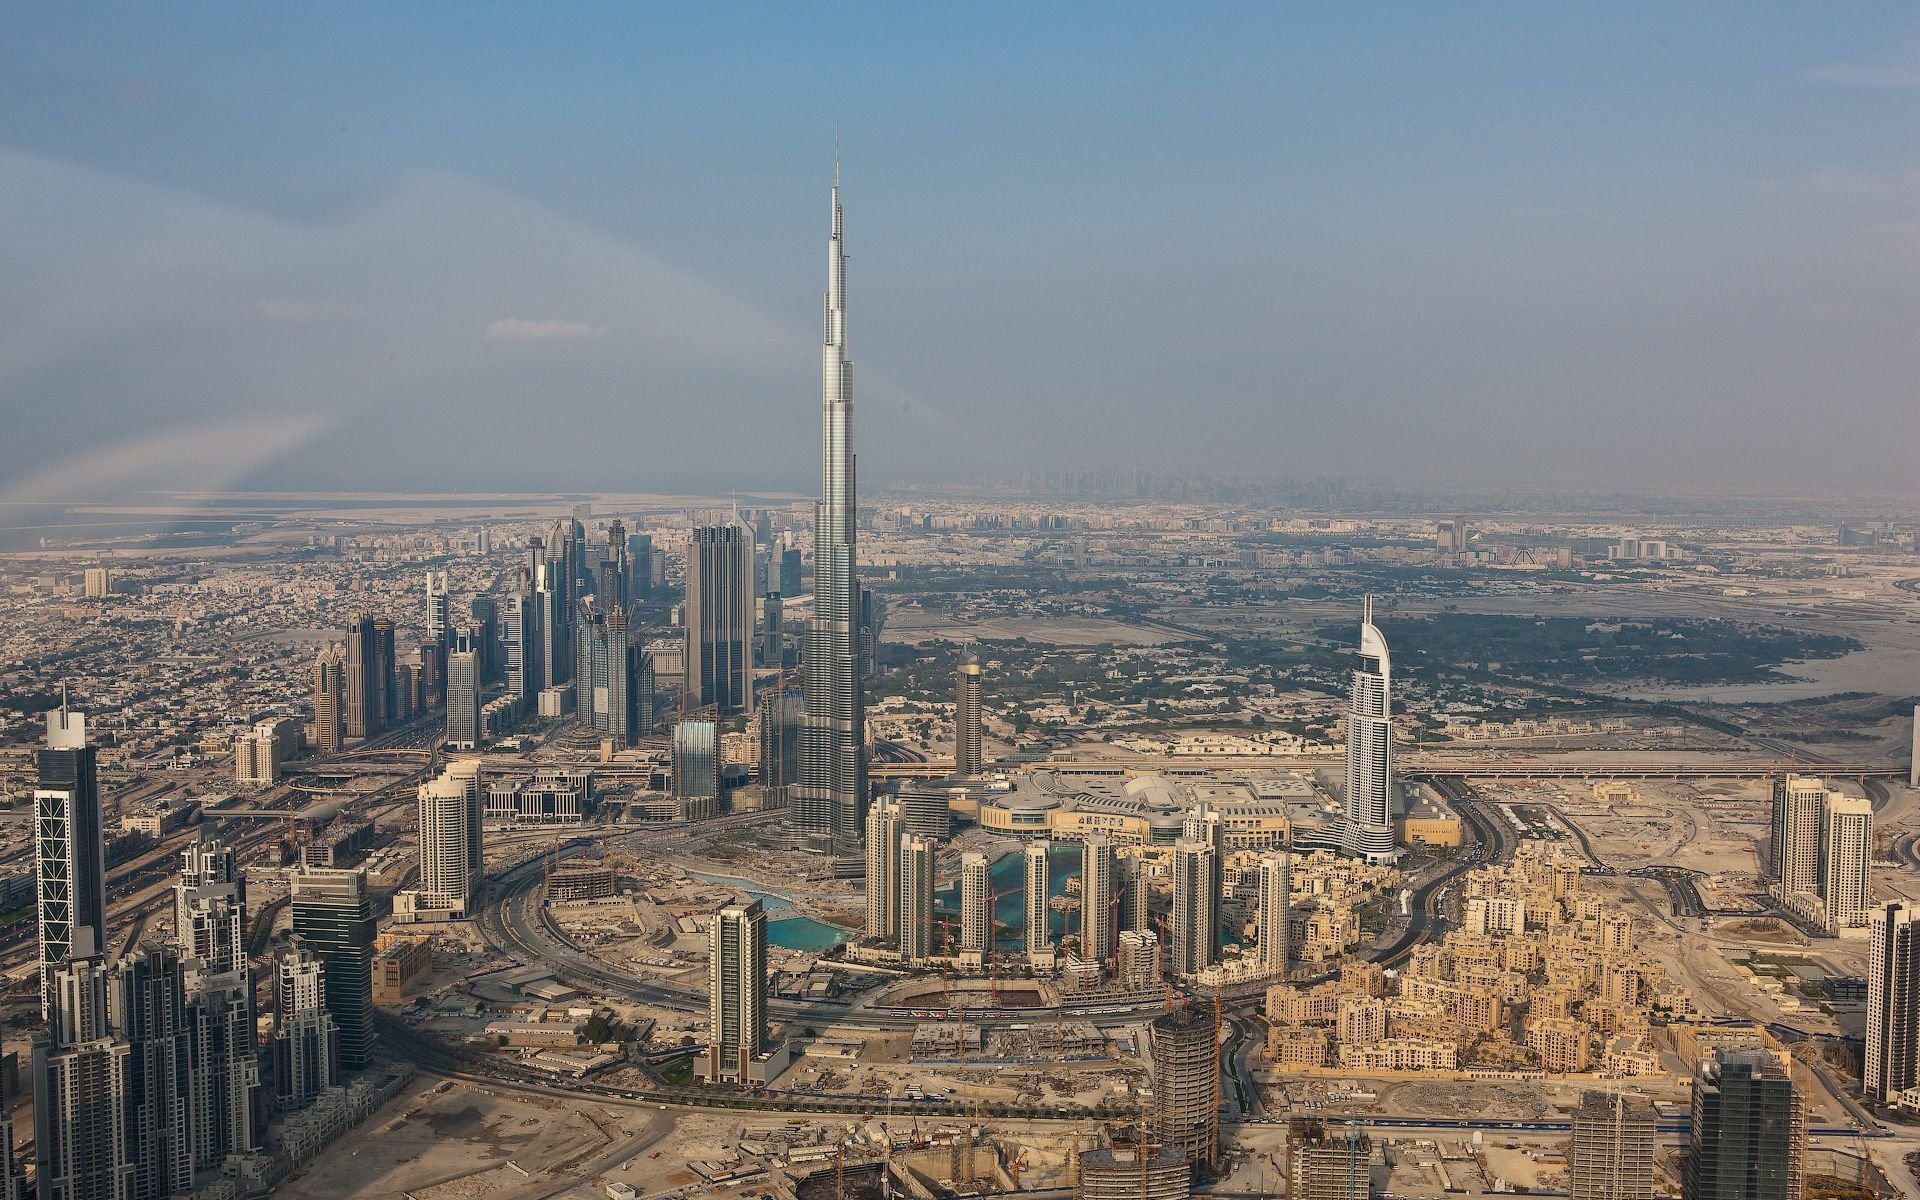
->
left=1150, top=1008, right=1219, bottom=1177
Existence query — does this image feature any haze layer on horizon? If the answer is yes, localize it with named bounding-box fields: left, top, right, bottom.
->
left=3, top=5, right=1917, bottom=503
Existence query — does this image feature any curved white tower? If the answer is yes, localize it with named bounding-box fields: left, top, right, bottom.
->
left=1342, top=596, right=1400, bottom=863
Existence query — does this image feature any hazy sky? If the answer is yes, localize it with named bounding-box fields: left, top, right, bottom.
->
left=3, top=5, right=1917, bottom=501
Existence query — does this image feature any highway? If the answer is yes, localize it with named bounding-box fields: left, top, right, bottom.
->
left=1369, top=777, right=1511, bottom=969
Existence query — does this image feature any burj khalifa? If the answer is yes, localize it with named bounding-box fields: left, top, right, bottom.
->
left=794, top=161, right=867, bottom=855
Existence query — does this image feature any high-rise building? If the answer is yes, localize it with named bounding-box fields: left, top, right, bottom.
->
left=1340, top=596, right=1398, bottom=863
left=1259, top=846, right=1292, bottom=976
left=1081, top=836, right=1115, bottom=969
left=779, top=545, right=802, bottom=597
left=706, top=900, right=768, bottom=1084
left=760, top=592, right=784, bottom=668
left=1770, top=773, right=1827, bottom=897
left=1025, top=842, right=1052, bottom=966
left=109, top=945, right=195, bottom=1200
left=415, top=761, right=484, bottom=918
left=1568, top=1091, right=1656, bottom=1200
left=272, top=942, right=338, bottom=1109
left=424, top=570, right=449, bottom=645
left=446, top=626, right=481, bottom=750
left=577, top=601, right=652, bottom=748
left=899, top=835, right=935, bottom=963
left=627, top=532, right=654, bottom=600
left=1117, top=929, right=1160, bottom=985
left=35, top=700, right=108, bottom=1018
left=370, top=616, right=396, bottom=732
left=684, top=523, right=755, bottom=714
left=959, top=852, right=991, bottom=959
left=1151, top=1007, right=1219, bottom=1177
left=82, top=567, right=112, bottom=599
left=954, top=657, right=983, bottom=777
left=1183, top=802, right=1226, bottom=961
left=757, top=687, right=804, bottom=801
left=674, top=719, right=720, bottom=821
left=1170, top=838, right=1218, bottom=977
left=1821, top=793, right=1872, bottom=932
left=288, top=867, right=376, bottom=1070
left=175, top=835, right=258, bottom=1168
left=502, top=584, right=538, bottom=703
left=1686, top=1049, right=1805, bottom=1200
left=0, top=1062, right=25, bottom=1200
left=312, top=646, right=345, bottom=752
left=344, top=614, right=376, bottom=739
left=1286, top=1119, right=1369, bottom=1200
left=864, top=799, right=902, bottom=942
left=794, top=165, right=868, bottom=856
left=1125, top=855, right=1153, bottom=934
left=1867, top=901, right=1920, bottom=1105
left=33, top=952, right=134, bottom=1200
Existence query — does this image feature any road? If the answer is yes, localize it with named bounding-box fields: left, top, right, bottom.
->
left=1369, top=777, right=1511, bottom=969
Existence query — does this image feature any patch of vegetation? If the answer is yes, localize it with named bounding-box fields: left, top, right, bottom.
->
left=1328, top=613, right=1860, bottom=687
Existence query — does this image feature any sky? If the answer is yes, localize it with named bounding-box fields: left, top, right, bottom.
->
left=2, top=4, right=1917, bottom=502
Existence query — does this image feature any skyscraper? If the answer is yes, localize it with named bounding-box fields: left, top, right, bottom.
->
left=1259, top=846, right=1292, bottom=976
left=1686, top=1049, right=1804, bottom=1200
left=1340, top=596, right=1398, bottom=863
left=898, top=835, right=935, bottom=963
left=864, top=799, right=902, bottom=942
left=959, top=852, right=991, bottom=960
left=344, top=613, right=375, bottom=739
left=109, top=945, right=194, bottom=1200
left=627, top=531, right=654, bottom=600
left=1081, top=835, right=1115, bottom=969
left=1770, top=773, right=1826, bottom=897
left=954, top=656, right=983, bottom=777
left=312, top=646, right=344, bottom=752
left=175, top=834, right=258, bottom=1168
left=1867, top=901, right=1920, bottom=1105
left=577, top=601, right=651, bottom=747
left=415, top=761, right=484, bottom=919
left=761, top=591, right=784, bottom=668
left=794, top=164, right=868, bottom=856
left=1568, top=1091, right=1656, bottom=1200
left=1821, top=792, right=1872, bottom=932
left=1151, top=1007, right=1219, bottom=1177
left=33, top=952, right=134, bottom=1200
left=288, top=867, right=376, bottom=1070
left=424, top=570, right=449, bottom=645
left=674, top=719, right=720, bottom=821
left=501, top=583, right=538, bottom=703
left=1025, top=842, right=1053, bottom=966
left=1170, top=837, right=1217, bottom=977
left=272, top=942, right=339, bottom=1109
left=705, top=900, right=768, bottom=1084
left=757, top=686, right=804, bottom=802
left=36, top=700, right=108, bottom=1018
left=684, top=522, right=755, bottom=714
left=1183, top=801, right=1226, bottom=961
left=370, top=616, right=396, bottom=732
left=446, top=625, right=481, bottom=750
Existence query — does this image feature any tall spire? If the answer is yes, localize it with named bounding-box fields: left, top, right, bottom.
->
left=795, top=147, right=867, bottom=856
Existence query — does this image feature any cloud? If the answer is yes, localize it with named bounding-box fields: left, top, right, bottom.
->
left=1808, top=51, right=1920, bottom=89
left=0, top=414, right=334, bottom=506
left=483, top=317, right=606, bottom=342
